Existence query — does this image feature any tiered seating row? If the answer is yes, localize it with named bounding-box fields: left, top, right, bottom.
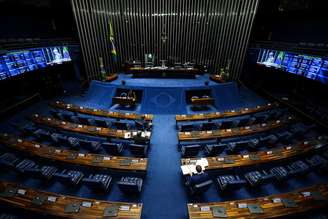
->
left=179, top=125, right=311, bottom=157
left=187, top=184, right=328, bottom=219
left=0, top=152, right=144, bottom=193
left=26, top=127, right=149, bottom=157
left=50, top=100, right=153, bottom=121
left=217, top=154, right=328, bottom=190
left=181, top=137, right=327, bottom=171
left=0, top=133, right=148, bottom=172
left=50, top=110, right=152, bottom=131
left=178, top=116, right=294, bottom=141
left=177, top=109, right=286, bottom=132
left=0, top=181, right=142, bottom=219
left=176, top=102, right=278, bottom=121
left=31, top=114, right=151, bottom=141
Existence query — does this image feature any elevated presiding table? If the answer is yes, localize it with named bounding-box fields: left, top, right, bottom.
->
left=126, top=66, right=202, bottom=78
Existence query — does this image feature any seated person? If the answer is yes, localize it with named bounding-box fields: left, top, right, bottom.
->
left=185, top=165, right=210, bottom=187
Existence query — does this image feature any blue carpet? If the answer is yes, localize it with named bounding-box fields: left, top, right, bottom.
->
left=111, top=74, right=217, bottom=87
left=141, top=115, right=187, bottom=218
left=73, top=77, right=250, bottom=114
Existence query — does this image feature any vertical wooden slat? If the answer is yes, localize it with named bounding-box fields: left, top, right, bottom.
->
left=71, top=0, right=259, bottom=81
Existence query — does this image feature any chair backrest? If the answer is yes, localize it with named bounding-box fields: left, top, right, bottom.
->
left=78, top=117, right=92, bottom=125
left=129, top=144, right=148, bottom=156
left=237, top=116, right=251, bottom=127
left=83, top=174, right=112, bottom=191
left=0, top=153, right=19, bottom=167
left=192, top=180, right=213, bottom=194
left=102, top=142, right=123, bottom=154
left=62, top=113, right=74, bottom=122
left=95, top=119, right=108, bottom=128
left=220, top=120, right=234, bottom=129
left=179, top=124, right=195, bottom=132
left=202, top=122, right=217, bottom=130
left=206, top=144, right=226, bottom=155
left=117, top=177, right=142, bottom=194
left=50, top=110, right=62, bottom=120
left=114, top=122, right=129, bottom=130
left=182, top=144, right=201, bottom=156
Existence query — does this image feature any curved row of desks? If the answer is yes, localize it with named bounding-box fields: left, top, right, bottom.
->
left=50, top=101, right=153, bottom=121
left=181, top=137, right=327, bottom=172
left=0, top=133, right=148, bottom=173
left=31, top=114, right=151, bottom=140
left=187, top=184, right=328, bottom=219
left=178, top=117, right=293, bottom=141
left=0, top=181, right=142, bottom=219
left=176, top=102, right=278, bottom=121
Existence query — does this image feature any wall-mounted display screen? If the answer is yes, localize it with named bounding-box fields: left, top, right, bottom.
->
left=0, top=46, right=71, bottom=81
left=257, top=49, right=328, bottom=84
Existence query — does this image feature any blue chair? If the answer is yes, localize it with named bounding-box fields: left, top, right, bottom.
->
left=102, top=142, right=124, bottom=154
left=244, top=170, right=275, bottom=186
left=217, top=175, right=247, bottom=191
left=0, top=153, right=19, bottom=168
left=54, top=169, right=84, bottom=186
left=189, top=180, right=213, bottom=195
left=181, top=144, right=202, bottom=157
left=117, top=177, right=143, bottom=194
left=94, top=119, right=109, bottom=128
left=78, top=116, right=94, bottom=126
left=83, top=174, right=112, bottom=191
left=79, top=139, right=101, bottom=152
left=128, top=143, right=148, bottom=156
left=205, top=143, right=226, bottom=155
left=49, top=110, right=63, bottom=120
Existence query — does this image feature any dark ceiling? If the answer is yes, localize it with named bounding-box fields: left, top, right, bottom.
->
left=0, top=0, right=76, bottom=39
left=251, top=0, right=328, bottom=43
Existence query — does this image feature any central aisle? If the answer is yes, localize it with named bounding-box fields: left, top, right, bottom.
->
left=141, top=115, right=187, bottom=219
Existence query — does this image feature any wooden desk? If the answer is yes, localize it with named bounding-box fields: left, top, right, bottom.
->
left=0, top=181, right=142, bottom=219
left=112, top=96, right=137, bottom=106
left=49, top=101, right=153, bottom=121
left=181, top=137, right=327, bottom=171
left=191, top=97, right=215, bottom=106
left=126, top=67, right=201, bottom=78
left=209, top=74, right=225, bottom=83
left=105, top=73, right=118, bottom=82
left=31, top=114, right=152, bottom=140
left=176, top=102, right=278, bottom=121
left=178, top=117, right=293, bottom=141
left=188, top=184, right=328, bottom=219
left=0, top=133, right=148, bottom=172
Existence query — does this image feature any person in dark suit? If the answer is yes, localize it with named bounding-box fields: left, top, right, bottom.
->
left=186, top=165, right=210, bottom=187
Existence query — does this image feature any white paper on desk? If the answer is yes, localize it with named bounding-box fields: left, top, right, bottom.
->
left=124, top=132, right=131, bottom=139
left=181, top=165, right=196, bottom=175
left=120, top=205, right=130, bottom=211
left=181, top=158, right=208, bottom=175
left=196, top=158, right=209, bottom=168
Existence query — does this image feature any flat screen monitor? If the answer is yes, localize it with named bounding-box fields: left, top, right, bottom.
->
left=0, top=46, right=71, bottom=81
left=257, top=48, right=328, bottom=84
